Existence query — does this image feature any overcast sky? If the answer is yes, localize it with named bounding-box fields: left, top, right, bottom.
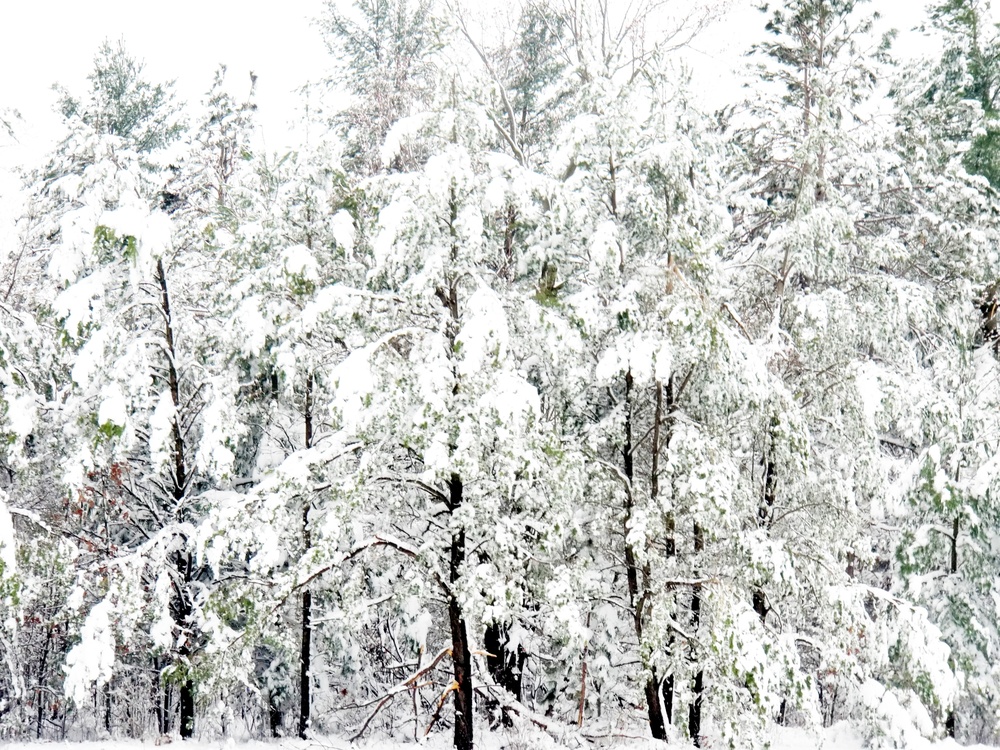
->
left=0, top=0, right=330, bottom=156
left=0, top=0, right=973, bottom=162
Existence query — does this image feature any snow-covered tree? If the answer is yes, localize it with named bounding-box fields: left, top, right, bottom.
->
left=725, top=0, right=972, bottom=744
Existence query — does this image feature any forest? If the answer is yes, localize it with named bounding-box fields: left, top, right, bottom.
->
left=0, top=0, right=999, bottom=747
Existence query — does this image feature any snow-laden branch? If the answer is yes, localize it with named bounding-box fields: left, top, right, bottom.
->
left=349, top=645, right=452, bottom=741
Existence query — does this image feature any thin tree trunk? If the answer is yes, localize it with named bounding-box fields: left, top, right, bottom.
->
left=689, top=670, right=704, bottom=744
left=156, top=658, right=171, bottom=736
left=622, top=370, right=667, bottom=741
left=689, top=522, right=704, bottom=747
left=448, top=473, right=473, bottom=750
left=157, top=260, right=196, bottom=741
left=946, top=514, right=959, bottom=736
left=298, top=373, right=314, bottom=739
left=104, top=681, right=112, bottom=734
left=950, top=516, right=959, bottom=575
left=36, top=621, right=53, bottom=739
left=578, top=614, right=591, bottom=728
left=501, top=205, right=517, bottom=281
left=440, top=185, right=473, bottom=750
left=754, top=430, right=778, bottom=623
left=298, top=588, right=311, bottom=739
left=156, top=260, right=187, bottom=512
left=654, top=378, right=674, bottom=727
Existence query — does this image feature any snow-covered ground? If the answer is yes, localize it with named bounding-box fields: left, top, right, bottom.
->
left=3, top=724, right=997, bottom=750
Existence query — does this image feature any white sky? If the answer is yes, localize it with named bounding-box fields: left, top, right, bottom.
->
left=0, top=0, right=331, bottom=156
left=0, top=0, right=984, bottom=162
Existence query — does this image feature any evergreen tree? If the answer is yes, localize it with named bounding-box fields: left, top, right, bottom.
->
left=56, top=40, right=183, bottom=155
left=320, top=0, right=438, bottom=173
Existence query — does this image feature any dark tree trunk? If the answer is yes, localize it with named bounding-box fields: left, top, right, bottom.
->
left=155, top=659, right=171, bottom=736
left=449, top=595, right=473, bottom=750
left=448, top=473, right=473, bottom=750
left=269, top=695, right=283, bottom=738
left=298, top=374, right=314, bottom=739
left=690, top=522, right=704, bottom=746
left=298, top=588, right=312, bottom=739
left=103, top=681, right=112, bottom=734
left=171, top=550, right=196, bottom=740
left=438, top=188, right=473, bottom=750
left=655, top=378, right=674, bottom=727
left=36, top=689, right=44, bottom=739
left=689, top=670, right=704, bottom=746
left=179, top=678, right=194, bottom=739
left=945, top=514, right=959, bottom=735
left=484, top=622, right=525, bottom=699
left=661, top=676, right=674, bottom=726
left=36, top=621, right=53, bottom=739
left=951, top=516, right=959, bottom=575
left=644, top=679, right=667, bottom=740
left=156, top=260, right=187, bottom=513
left=622, top=371, right=667, bottom=741
left=754, top=434, right=778, bottom=624
left=158, top=259, right=196, bottom=740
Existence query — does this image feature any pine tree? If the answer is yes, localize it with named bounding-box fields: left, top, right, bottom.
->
left=727, top=0, right=966, bottom=743
left=55, top=40, right=183, bottom=155
left=38, top=51, right=243, bottom=740
left=320, top=0, right=438, bottom=173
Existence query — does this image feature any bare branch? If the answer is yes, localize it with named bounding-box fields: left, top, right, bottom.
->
left=350, top=646, right=453, bottom=741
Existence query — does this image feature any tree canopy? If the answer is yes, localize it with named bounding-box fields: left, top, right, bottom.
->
left=0, top=2, right=999, bottom=748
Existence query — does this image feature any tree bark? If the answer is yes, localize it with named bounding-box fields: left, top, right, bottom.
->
left=155, top=657, right=171, bottom=736
left=690, top=522, right=704, bottom=747
left=754, top=430, right=778, bottom=623
left=946, top=514, right=959, bottom=735
left=298, top=373, right=314, bottom=739
left=179, top=677, right=194, bottom=739
left=448, top=473, right=473, bottom=750
left=622, top=370, right=667, bottom=741
left=103, top=681, right=112, bottom=734
left=156, top=260, right=187, bottom=512
left=689, top=670, right=704, bottom=746
left=655, top=378, right=674, bottom=727
left=157, top=260, right=197, bottom=740
left=298, top=589, right=311, bottom=739
left=36, top=621, right=53, bottom=739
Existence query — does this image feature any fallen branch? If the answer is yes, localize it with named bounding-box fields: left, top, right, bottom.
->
left=350, top=646, right=453, bottom=742
left=425, top=680, right=459, bottom=737
left=476, top=680, right=647, bottom=744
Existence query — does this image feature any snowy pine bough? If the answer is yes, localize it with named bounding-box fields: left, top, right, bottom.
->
left=0, top=0, right=999, bottom=748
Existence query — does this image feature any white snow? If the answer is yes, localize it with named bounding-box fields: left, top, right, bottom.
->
left=0, top=492, right=14, bottom=577
left=148, top=390, right=176, bottom=470
left=331, top=209, right=355, bottom=257
left=64, top=599, right=116, bottom=706
left=97, top=384, right=128, bottom=429
left=1, top=722, right=995, bottom=749
left=282, top=243, right=319, bottom=282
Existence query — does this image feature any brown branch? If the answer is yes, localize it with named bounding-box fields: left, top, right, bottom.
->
left=424, top=680, right=459, bottom=737
left=723, top=302, right=754, bottom=343
left=350, top=646, right=453, bottom=742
